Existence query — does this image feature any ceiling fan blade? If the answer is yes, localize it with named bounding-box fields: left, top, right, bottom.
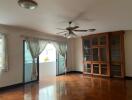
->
left=56, top=31, right=67, bottom=34
left=73, top=32, right=77, bottom=36
left=56, top=28, right=66, bottom=30
left=74, top=30, right=88, bottom=32
left=57, top=32, right=68, bottom=36
left=72, top=26, right=79, bottom=30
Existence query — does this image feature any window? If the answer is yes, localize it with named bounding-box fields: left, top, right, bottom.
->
left=0, top=33, right=8, bottom=71
left=39, top=43, right=56, bottom=63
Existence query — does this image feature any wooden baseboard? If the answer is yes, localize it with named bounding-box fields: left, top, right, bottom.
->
left=0, top=80, right=39, bottom=91
left=0, top=83, right=24, bottom=91
left=56, top=73, right=66, bottom=76
left=125, top=76, right=132, bottom=80
left=56, top=71, right=83, bottom=76
left=67, top=71, right=83, bottom=74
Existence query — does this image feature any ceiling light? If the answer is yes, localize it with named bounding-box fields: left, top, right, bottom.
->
left=66, top=33, right=76, bottom=39
left=18, top=0, right=38, bottom=10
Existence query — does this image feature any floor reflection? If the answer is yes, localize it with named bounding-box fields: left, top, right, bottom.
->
left=1, top=74, right=132, bottom=100
left=39, top=86, right=56, bottom=100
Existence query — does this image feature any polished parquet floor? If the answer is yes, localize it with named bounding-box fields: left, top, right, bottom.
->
left=0, top=74, right=132, bottom=100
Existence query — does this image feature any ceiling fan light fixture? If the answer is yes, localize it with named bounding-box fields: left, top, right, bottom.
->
left=18, top=0, right=38, bottom=10
left=67, top=33, right=76, bottom=39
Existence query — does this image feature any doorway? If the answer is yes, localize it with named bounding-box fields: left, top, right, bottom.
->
left=39, top=43, right=65, bottom=81
left=23, top=41, right=65, bottom=83
left=39, top=43, right=56, bottom=80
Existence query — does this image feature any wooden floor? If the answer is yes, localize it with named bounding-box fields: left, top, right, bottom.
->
left=0, top=74, right=132, bottom=100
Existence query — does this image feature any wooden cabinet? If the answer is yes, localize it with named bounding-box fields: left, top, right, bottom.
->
left=82, top=31, right=125, bottom=78
left=109, top=31, right=125, bottom=78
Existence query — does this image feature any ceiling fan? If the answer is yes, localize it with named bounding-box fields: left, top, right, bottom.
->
left=56, top=21, right=96, bottom=38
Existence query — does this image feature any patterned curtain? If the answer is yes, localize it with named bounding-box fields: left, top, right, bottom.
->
left=52, top=42, right=67, bottom=74
left=26, top=38, right=48, bottom=80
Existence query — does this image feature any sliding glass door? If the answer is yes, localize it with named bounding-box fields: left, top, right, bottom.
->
left=23, top=41, right=39, bottom=83
left=56, top=53, right=65, bottom=75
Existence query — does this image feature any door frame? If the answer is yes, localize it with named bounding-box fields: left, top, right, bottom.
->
left=23, top=40, right=39, bottom=83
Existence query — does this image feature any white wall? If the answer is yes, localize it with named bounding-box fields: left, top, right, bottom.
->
left=39, top=62, right=56, bottom=80
left=124, top=31, right=132, bottom=77
left=72, top=31, right=132, bottom=77
left=0, top=32, right=23, bottom=87
left=67, top=39, right=76, bottom=71
left=0, top=24, right=66, bottom=88
left=74, top=38, right=83, bottom=71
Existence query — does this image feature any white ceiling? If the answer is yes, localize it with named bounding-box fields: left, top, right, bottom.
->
left=0, top=0, right=132, bottom=36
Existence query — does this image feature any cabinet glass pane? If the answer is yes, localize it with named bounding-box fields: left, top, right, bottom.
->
left=99, top=35, right=106, bottom=45
left=110, top=35, right=120, bottom=62
left=93, top=64, right=99, bottom=74
left=84, top=55, right=92, bottom=61
left=111, top=64, right=121, bottom=76
left=111, top=35, right=120, bottom=46
left=87, top=64, right=91, bottom=73
left=100, top=48, right=107, bottom=61
left=83, top=49, right=92, bottom=61
left=92, top=37, right=98, bottom=45
left=101, top=64, right=107, bottom=75
left=111, top=48, right=120, bottom=61
left=83, top=39, right=92, bottom=61
left=84, top=64, right=91, bottom=73
left=93, top=48, right=99, bottom=61
left=83, top=39, right=91, bottom=48
left=84, top=49, right=91, bottom=56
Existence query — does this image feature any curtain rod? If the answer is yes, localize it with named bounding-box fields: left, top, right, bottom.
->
left=20, top=34, right=67, bottom=42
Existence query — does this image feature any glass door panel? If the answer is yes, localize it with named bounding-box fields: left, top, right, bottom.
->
left=93, top=64, right=99, bottom=74
left=83, top=39, right=92, bottom=61
left=84, top=64, right=91, bottom=73
left=99, top=35, right=106, bottom=45
left=93, top=48, right=99, bottom=61
left=101, top=64, right=107, bottom=75
left=100, top=48, right=107, bottom=61
left=111, top=48, right=120, bottom=62
left=110, top=35, right=120, bottom=62
left=84, top=49, right=92, bottom=61
left=111, top=64, right=121, bottom=77
left=83, top=39, right=91, bottom=48
left=92, top=37, right=98, bottom=46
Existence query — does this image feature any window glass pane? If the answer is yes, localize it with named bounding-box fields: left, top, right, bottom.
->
left=0, top=38, right=4, bottom=68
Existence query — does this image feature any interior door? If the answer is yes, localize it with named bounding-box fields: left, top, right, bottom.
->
left=56, top=53, right=65, bottom=75
left=23, top=41, right=39, bottom=83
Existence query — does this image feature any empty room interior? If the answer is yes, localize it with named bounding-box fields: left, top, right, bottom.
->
left=0, top=0, right=132, bottom=100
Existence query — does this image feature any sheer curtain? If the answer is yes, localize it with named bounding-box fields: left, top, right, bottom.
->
left=52, top=42, right=67, bottom=74
left=0, top=33, right=8, bottom=72
left=26, top=38, right=48, bottom=80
